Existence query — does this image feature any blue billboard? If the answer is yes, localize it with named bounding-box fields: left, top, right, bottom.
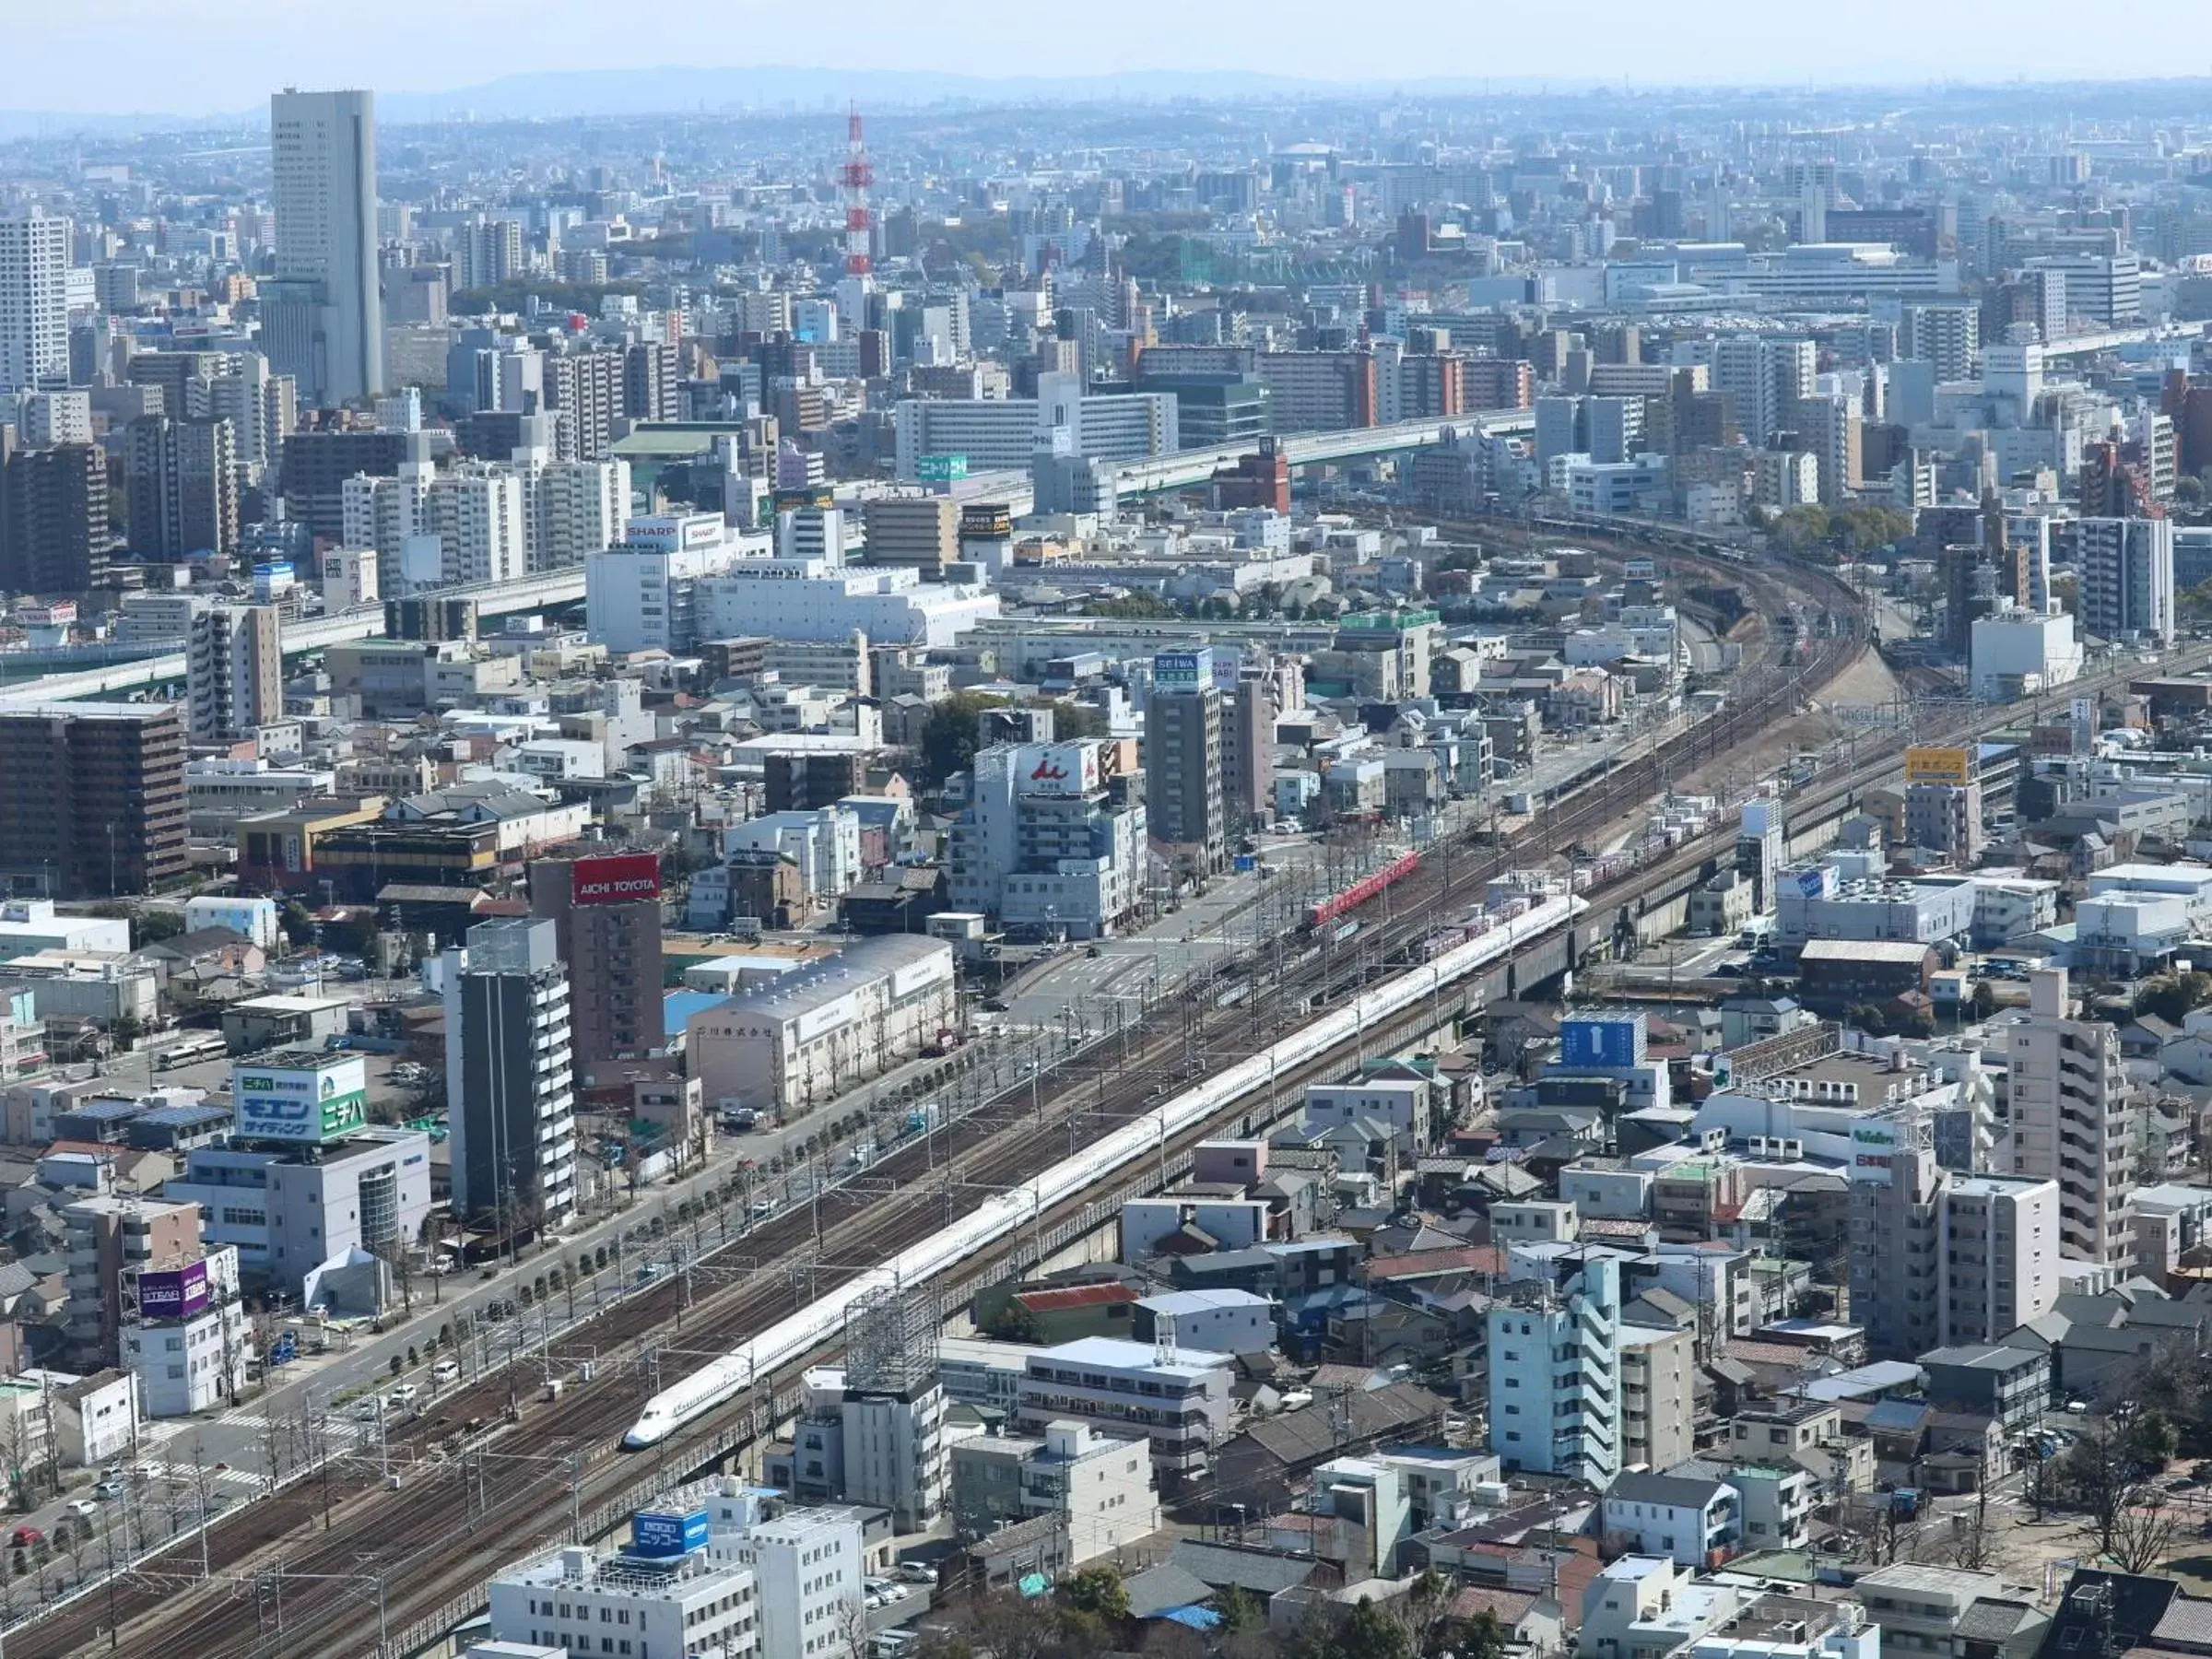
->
left=631, top=1508, right=710, bottom=1558
left=1559, top=1015, right=1644, bottom=1071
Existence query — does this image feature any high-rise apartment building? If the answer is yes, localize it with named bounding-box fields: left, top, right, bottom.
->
left=862, top=493, right=959, bottom=573
left=0, top=439, right=109, bottom=594
left=442, top=917, right=579, bottom=1230
left=0, top=210, right=70, bottom=394
left=0, top=701, right=188, bottom=896
left=623, top=340, right=678, bottom=423
left=2075, top=517, right=2175, bottom=646
left=266, top=88, right=384, bottom=406
left=1488, top=1251, right=1621, bottom=1485
left=528, top=456, right=630, bottom=572
left=425, top=464, right=526, bottom=585
left=1848, top=1127, right=1945, bottom=1362
left=187, top=606, right=284, bottom=743
left=528, top=852, right=665, bottom=1086
left=1144, top=651, right=1227, bottom=877
left=124, top=415, right=240, bottom=558
left=545, top=349, right=621, bottom=460
left=2007, top=969, right=2135, bottom=1269
left=1900, top=303, right=1981, bottom=382
left=1937, top=1174, right=2060, bottom=1347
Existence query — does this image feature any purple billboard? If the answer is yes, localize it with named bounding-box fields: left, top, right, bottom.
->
left=136, top=1261, right=211, bottom=1320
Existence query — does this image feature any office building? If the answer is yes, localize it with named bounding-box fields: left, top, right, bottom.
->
left=0, top=701, right=187, bottom=897
left=1938, top=1174, right=2060, bottom=1347
left=0, top=211, right=68, bottom=395
left=947, top=739, right=1147, bottom=939
left=187, top=606, right=283, bottom=744
left=2007, top=969, right=2135, bottom=1269
left=118, top=1243, right=251, bottom=1418
left=2076, top=517, right=2175, bottom=646
left=1145, top=650, right=1227, bottom=878
left=861, top=493, right=958, bottom=572
left=168, top=1122, right=432, bottom=1307
left=0, top=441, right=108, bottom=594
left=266, top=89, right=384, bottom=406
left=585, top=513, right=764, bottom=653
left=282, top=428, right=411, bottom=536
left=1013, top=1336, right=1234, bottom=1488
left=529, top=852, right=665, bottom=1086
left=442, top=918, right=578, bottom=1230
left=712, top=1498, right=865, bottom=1659
left=1488, top=1250, right=1621, bottom=1485
left=487, top=1542, right=759, bottom=1659
left=124, top=415, right=240, bottom=558
left=1258, top=349, right=1380, bottom=430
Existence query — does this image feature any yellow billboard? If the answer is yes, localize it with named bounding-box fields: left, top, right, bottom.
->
left=1904, top=746, right=1971, bottom=786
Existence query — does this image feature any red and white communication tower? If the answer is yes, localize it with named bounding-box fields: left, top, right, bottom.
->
left=840, top=108, right=874, bottom=278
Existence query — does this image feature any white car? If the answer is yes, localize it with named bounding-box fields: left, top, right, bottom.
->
left=895, top=1563, right=937, bottom=1586
left=388, top=1383, right=421, bottom=1408
left=432, top=1359, right=461, bottom=1385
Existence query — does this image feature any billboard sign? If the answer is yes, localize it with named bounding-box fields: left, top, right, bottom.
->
left=135, top=1261, right=212, bottom=1321
left=1850, top=1122, right=1900, bottom=1185
left=1020, top=743, right=1100, bottom=797
left=630, top=1509, right=711, bottom=1558
left=916, top=453, right=969, bottom=483
left=233, top=1056, right=370, bottom=1145
left=1795, top=866, right=1835, bottom=900
left=1560, top=1015, right=1644, bottom=1071
left=1153, top=649, right=1213, bottom=689
left=572, top=852, right=662, bottom=907
left=1904, top=746, right=1972, bottom=786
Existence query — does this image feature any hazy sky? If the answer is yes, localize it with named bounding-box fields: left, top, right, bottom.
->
left=20, top=0, right=2212, bottom=115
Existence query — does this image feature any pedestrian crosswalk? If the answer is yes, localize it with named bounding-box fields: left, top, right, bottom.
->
left=134, top=1461, right=262, bottom=1491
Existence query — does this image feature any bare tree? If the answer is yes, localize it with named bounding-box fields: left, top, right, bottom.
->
left=1947, top=1484, right=1997, bottom=1571
left=2059, top=1415, right=2155, bottom=1563
left=2108, top=1495, right=2183, bottom=1576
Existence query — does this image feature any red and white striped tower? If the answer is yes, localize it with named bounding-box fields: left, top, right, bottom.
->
left=840, top=108, right=874, bottom=279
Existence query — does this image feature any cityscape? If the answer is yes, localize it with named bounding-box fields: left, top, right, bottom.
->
left=8, top=48, right=2212, bottom=1659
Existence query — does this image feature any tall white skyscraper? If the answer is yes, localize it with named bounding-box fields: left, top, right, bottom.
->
left=266, top=88, right=383, bottom=407
left=0, top=209, right=70, bottom=394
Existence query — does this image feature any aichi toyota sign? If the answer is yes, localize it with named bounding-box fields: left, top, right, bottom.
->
left=571, top=852, right=661, bottom=907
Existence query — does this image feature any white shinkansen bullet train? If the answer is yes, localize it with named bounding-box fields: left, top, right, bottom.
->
left=621, top=889, right=1581, bottom=1448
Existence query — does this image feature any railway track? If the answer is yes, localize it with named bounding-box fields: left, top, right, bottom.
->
left=13, top=548, right=1871, bottom=1659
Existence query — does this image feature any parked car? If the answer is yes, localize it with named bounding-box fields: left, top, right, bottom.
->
left=895, top=1562, right=938, bottom=1585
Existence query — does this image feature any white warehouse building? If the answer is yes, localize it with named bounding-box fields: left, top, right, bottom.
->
left=893, top=372, right=1178, bottom=478
left=695, top=559, right=999, bottom=650
left=685, top=935, right=957, bottom=1119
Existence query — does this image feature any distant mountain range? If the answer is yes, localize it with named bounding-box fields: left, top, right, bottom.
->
left=9, top=65, right=2212, bottom=139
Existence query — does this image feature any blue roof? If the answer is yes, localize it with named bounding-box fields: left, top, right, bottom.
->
left=1163, top=1607, right=1223, bottom=1631
left=663, top=990, right=730, bottom=1040
left=64, top=1100, right=143, bottom=1123
left=135, top=1104, right=231, bottom=1128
